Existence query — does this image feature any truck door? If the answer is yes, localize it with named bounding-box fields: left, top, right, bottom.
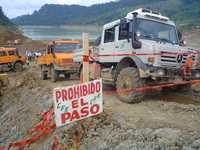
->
left=98, top=26, right=116, bottom=63
left=0, top=51, right=8, bottom=64
left=115, top=23, right=132, bottom=62
left=7, top=50, right=18, bottom=63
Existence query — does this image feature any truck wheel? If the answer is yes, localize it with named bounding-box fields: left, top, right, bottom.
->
left=116, top=67, right=144, bottom=103
left=51, top=68, right=59, bottom=82
left=41, top=71, right=48, bottom=80
left=14, top=62, right=23, bottom=72
left=64, top=73, right=70, bottom=80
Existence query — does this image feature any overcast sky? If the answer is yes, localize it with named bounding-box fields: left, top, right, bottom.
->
left=0, top=0, right=116, bottom=18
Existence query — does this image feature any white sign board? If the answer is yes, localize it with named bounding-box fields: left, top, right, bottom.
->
left=53, top=79, right=103, bottom=127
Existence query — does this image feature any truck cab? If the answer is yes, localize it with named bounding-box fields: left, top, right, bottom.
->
left=37, top=40, right=81, bottom=82
left=74, top=8, right=200, bottom=103
left=0, top=47, right=26, bottom=72
left=98, top=8, right=200, bottom=78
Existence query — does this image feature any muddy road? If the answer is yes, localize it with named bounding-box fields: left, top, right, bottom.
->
left=1, top=29, right=200, bottom=150
left=0, top=64, right=200, bottom=150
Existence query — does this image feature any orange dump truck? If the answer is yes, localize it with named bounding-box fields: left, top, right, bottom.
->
left=0, top=47, right=26, bottom=72
left=37, top=40, right=81, bottom=82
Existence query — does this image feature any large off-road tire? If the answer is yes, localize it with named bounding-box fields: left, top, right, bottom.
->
left=116, top=67, right=144, bottom=103
left=41, top=66, right=48, bottom=80
left=14, top=62, right=23, bottom=72
left=41, top=70, right=48, bottom=80
left=51, top=67, right=59, bottom=82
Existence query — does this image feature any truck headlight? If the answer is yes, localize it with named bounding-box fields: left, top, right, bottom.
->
left=157, top=69, right=165, bottom=76
left=195, top=72, right=200, bottom=79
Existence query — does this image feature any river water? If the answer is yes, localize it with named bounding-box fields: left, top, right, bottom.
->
left=19, top=25, right=102, bottom=41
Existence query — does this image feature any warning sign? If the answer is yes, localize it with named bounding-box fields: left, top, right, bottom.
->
left=53, top=79, right=103, bottom=127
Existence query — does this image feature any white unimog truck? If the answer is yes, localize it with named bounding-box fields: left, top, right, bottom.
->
left=74, top=8, right=200, bottom=103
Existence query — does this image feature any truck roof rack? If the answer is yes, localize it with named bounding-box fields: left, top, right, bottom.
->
left=126, top=8, right=169, bottom=22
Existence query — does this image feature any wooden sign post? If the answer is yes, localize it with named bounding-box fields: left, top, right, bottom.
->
left=82, top=33, right=90, bottom=82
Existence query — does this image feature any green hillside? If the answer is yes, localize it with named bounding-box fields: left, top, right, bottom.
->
left=12, top=0, right=200, bottom=26
left=0, top=6, right=12, bottom=26
left=0, top=6, right=26, bottom=44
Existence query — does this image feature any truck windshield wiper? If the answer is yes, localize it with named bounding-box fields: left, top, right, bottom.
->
left=152, top=37, right=174, bottom=44
left=140, top=34, right=154, bottom=39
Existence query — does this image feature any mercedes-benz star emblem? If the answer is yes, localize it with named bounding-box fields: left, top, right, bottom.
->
left=177, top=54, right=183, bottom=63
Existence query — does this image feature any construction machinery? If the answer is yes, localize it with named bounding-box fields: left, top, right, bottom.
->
left=37, top=40, right=81, bottom=82
left=0, top=47, right=26, bottom=72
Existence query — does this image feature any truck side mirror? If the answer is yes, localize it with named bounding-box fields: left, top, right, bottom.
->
left=132, top=32, right=142, bottom=49
left=47, top=46, right=51, bottom=54
left=95, top=36, right=101, bottom=46
left=180, top=40, right=187, bottom=46
left=178, top=31, right=186, bottom=46
left=178, top=31, right=182, bottom=41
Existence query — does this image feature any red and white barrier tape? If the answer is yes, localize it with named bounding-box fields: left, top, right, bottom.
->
left=1, top=79, right=200, bottom=149
left=0, top=107, right=56, bottom=150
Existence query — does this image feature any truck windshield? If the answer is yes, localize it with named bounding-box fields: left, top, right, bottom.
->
left=136, top=19, right=178, bottom=44
left=54, top=44, right=80, bottom=53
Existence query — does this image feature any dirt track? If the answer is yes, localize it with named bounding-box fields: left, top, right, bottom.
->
left=1, top=30, right=200, bottom=149
left=1, top=64, right=200, bottom=150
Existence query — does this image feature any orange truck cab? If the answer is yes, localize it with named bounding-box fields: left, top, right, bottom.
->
left=37, top=40, right=81, bottom=82
left=0, top=47, right=26, bottom=72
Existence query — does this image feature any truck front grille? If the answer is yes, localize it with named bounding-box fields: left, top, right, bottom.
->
left=62, top=59, right=73, bottom=64
left=160, top=52, right=196, bottom=68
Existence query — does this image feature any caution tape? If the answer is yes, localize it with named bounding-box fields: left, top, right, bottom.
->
left=0, top=107, right=56, bottom=150
left=1, top=78, right=200, bottom=149
left=103, top=79, right=200, bottom=96
left=51, top=136, right=60, bottom=150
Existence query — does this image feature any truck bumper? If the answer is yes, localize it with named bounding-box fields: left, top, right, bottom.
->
left=54, top=64, right=80, bottom=73
left=140, top=65, right=200, bottom=80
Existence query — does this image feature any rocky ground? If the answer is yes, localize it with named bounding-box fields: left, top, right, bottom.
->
left=0, top=64, right=200, bottom=150
left=0, top=30, right=200, bottom=150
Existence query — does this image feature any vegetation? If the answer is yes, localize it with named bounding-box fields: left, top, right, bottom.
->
left=0, top=6, right=12, bottom=26
left=12, top=0, right=200, bottom=26
left=0, top=7, right=26, bottom=44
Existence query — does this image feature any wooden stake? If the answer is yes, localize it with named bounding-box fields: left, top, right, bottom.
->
left=82, top=33, right=89, bottom=82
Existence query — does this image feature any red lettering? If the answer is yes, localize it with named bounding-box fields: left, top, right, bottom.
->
left=68, top=88, right=73, bottom=99
left=55, top=91, right=61, bottom=102
left=61, top=90, right=68, bottom=101
left=96, top=82, right=101, bottom=92
left=82, top=85, right=88, bottom=96
left=80, top=98, right=88, bottom=106
left=73, top=86, right=80, bottom=99
left=72, top=99, right=78, bottom=109
left=88, top=83, right=91, bottom=95
left=70, top=110, right=80, bottom=121
left=80, top=85, right=83, bottom=97
left=91, top=83, right=95, bottom=94
left=61, top=112, right=71, bottom=124
left=81, top=106, right=89, bottom=117
left=91, top=104, right=100, bottom=115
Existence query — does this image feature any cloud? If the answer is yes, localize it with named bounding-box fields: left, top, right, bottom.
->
left=0, top=0, right=116, bottom=18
